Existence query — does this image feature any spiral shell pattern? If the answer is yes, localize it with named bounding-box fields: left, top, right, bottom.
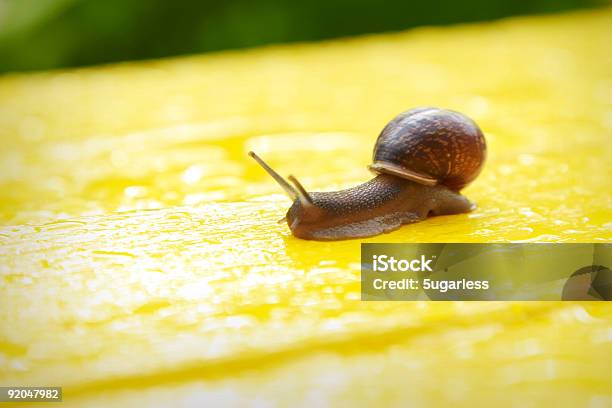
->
left=370, top=107, right=486, bottom=191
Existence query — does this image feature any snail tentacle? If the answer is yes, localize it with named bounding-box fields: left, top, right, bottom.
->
left=249, top=151, right=298, bottom=200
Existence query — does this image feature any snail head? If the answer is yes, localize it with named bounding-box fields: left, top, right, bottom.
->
left=248, top=151, right=324, bottom=229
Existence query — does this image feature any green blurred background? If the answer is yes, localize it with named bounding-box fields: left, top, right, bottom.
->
left=0, top=0, right=608, bottom=73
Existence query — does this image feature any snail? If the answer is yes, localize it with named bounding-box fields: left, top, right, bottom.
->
left=249, top=107, right=486, bottom=240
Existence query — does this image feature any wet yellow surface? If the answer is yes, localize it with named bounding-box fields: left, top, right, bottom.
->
left=1, top=8, right=611, bottom=407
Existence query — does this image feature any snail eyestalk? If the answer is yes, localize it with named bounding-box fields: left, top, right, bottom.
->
left=249, top=151, right=297, bottom=200
left=288, top=175, right=314, bottom=207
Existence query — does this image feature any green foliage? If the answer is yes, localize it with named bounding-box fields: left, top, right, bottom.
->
left=0, top=0, right=606, bottom=72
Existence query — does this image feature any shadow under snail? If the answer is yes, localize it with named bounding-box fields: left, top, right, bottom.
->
left=249, top=107, right=487, bottom=241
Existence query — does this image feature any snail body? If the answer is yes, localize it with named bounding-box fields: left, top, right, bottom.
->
left=250, top=107, right=486, bottom=241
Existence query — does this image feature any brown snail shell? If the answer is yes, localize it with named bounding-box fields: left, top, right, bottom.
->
left=369, top=107, right=486, bottom=191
